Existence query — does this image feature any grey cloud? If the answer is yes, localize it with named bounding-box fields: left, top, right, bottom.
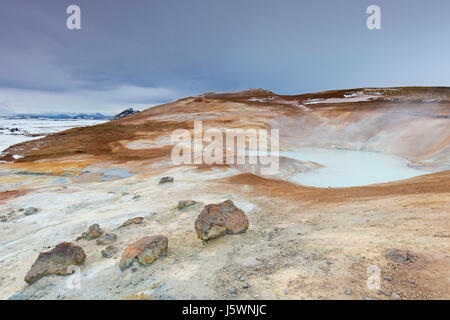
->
left=0, top=0, right=449, bottom=113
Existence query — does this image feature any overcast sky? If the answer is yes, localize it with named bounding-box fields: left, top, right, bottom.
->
left=0, top=0, right=449, bottom=114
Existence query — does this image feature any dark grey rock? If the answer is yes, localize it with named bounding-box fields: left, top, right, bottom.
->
left=24, top=207, right=38, bottom=216
left=386, top=248, right=409, bottom=263
left=159, top=176, right=174, bottom=184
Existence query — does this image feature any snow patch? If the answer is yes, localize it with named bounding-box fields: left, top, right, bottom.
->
left=0, top=117, right=107, bottom=153
left=304, top=95, right=380, bottom=104
left=248, top=97, right=311, bottom=111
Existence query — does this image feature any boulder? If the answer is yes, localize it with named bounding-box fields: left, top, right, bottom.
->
left=101, top=245, right=118, bottom=258
left=96, top=233, right=117, bottom=245
left=25, top=242, right=86, bottom=284
left=119, top=235, right=168, bottom=270
left=77, top=224, right=104, bottom=240
left=194, top=200, right=249, bottom=241
left=119, top=217, right=144, bottom=228
left=159, top=176, right=174, bottom=184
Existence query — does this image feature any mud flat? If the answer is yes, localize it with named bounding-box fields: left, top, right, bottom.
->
left=0, top=87, right=448, bottom=300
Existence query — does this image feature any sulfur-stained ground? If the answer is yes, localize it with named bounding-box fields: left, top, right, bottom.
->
left=0, top=87, right=448, bottom=300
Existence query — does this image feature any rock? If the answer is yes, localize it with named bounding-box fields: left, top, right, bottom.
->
left=159, top=176, right=174, bottom=184
left=119, top=217, right=144, bottom=228
left=0, top=215, right=6, bottom=222
left=194, top=200, right=249, bottom=241
left=78, top=224, right=104, bottom=240
left=242, top=283, right=249, bottom=289
left=239, top=275, right=246, bottom=282
left=344, top=288, right=352, bottom=295
left=101, top=245, right=118, bottom=258
left=177, top=200, right=197, bottom=210
left=383, top=275, right=393, bottom=281
left=119, top=235, right=168, bottom=270
left=25, top=242, right=86, bottom=284
left=386, top=248, right=410, bottom=263
left=24, top=207, right=38, bottom=216
left=132, top=195, right=141, bottom=200
left=230, top=288, right=237, bottom=295
left=96, top=233, right=117, bottom=245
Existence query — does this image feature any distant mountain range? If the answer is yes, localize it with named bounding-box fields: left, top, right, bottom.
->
left=2, top=108, right=140, bottom=120
left=13, top=112, right=111, bottom=120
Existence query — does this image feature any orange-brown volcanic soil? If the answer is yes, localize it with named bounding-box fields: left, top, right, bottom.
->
left=0, top=87, right=448, bottom=300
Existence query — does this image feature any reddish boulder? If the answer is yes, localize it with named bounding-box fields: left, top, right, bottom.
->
left=25, top=242, right=86, bottom=284
left=194, top=200, right=249, bottom=241
left=119, top=235, right=168, bottom=270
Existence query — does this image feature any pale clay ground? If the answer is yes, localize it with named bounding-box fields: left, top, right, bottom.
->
left=0, top=160, right=448, bottom=300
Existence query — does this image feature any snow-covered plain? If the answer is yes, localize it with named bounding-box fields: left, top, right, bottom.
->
left=0, top=117, right=108, bottom=154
